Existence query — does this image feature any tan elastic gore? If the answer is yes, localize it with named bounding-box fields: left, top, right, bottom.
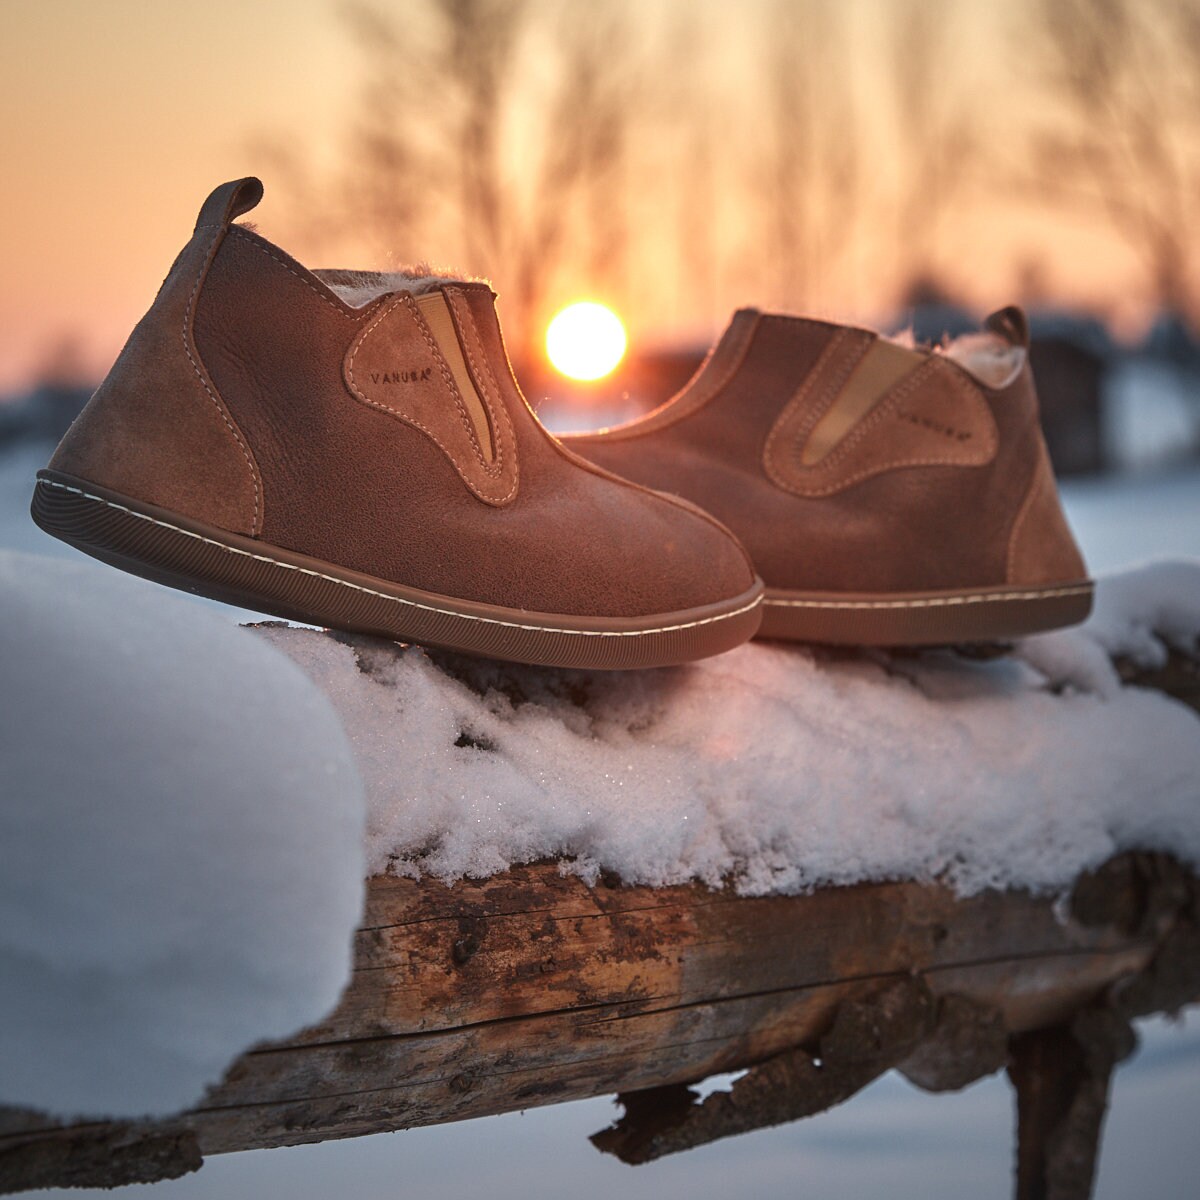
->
left=801, top=338, right=925, bottom=464
left=416, top=292, right=495, bottom=462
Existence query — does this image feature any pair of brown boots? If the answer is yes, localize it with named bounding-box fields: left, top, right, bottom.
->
left=33, top=179, right=1091, bottom=669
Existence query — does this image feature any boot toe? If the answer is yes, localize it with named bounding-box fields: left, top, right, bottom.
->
left=637, top=490, right=760, bottom=614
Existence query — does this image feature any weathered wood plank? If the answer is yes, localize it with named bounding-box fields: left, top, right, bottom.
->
left=302, top=867, right=1153, bottom=1042
left=188, top=947, right=1154, bottom=1155
left=4, top=852, right=1195, bottom=1197
left=588, top=853, right=1200, bottom=1180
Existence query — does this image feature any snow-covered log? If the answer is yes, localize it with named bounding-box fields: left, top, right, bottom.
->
left=1, top=563, right=1198, bottom=1196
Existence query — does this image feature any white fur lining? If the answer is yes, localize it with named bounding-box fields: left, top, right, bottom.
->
left=888, top=329, right=1026, bottom=389
left=940, top=333, right=1026, bottom=389
left=311, top=276, right=1026, bottom=389
left=314, top=267, right=487, bottom=308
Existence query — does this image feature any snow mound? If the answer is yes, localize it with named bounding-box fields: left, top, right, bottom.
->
left=0, top=551, right=366, bottom=1120
left=1078, top=560, right=1200, bottom=665
left=1017, top=561, right=1200, bottom=697
left=255, top=559, right=1200, bottom=900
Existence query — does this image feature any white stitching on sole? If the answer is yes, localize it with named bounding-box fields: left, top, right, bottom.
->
left=39, top=480, right=760, bottom=638
left=764, top=585, right=1092, bottom=611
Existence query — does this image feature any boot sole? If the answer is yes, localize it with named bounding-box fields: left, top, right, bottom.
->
left=759, top=580, right=1093, bottom=646
left=31, top=471, right=764, bottom=670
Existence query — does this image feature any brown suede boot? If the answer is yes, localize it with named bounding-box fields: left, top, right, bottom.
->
left=563, top=307, right=1092, bottom=645
left=31, top=179, right=761, bottom=669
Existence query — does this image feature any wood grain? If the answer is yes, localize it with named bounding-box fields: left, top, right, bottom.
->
left=2, top=857, right=1189, bottom=1191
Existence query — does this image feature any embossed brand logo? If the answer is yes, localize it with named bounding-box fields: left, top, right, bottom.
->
left=895, top=409, right=972, bottom=441
left=370, top=367, right=432, bottom=384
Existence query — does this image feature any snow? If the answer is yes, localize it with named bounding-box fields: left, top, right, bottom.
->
left=0, top=437, right=1198, bottom=1124
left=254, top=558, right=1200, bottom=898
left=0, top=550, right=366, bottom=1120
left=1104, top=358, right=1200, bottom=471
left=1056, top=561, right=1200, bottom=668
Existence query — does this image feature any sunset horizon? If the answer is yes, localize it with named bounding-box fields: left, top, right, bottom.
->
left=3, top=0, right=1192, bottom=397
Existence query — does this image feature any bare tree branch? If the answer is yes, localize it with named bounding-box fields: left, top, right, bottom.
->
left=758, top=0, right=864, bottom=311
left=1025, top=0, right=1200, bottom=325
left=887, top=0, right=983, bottom=301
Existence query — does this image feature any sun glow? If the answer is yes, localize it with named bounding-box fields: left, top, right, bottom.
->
left=545, top=302, right=627, bottom=381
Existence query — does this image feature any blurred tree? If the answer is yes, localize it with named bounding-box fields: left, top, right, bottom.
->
left=759, top=0, right=863, bottom=312
left=252, top=0, right=1012, bottom=356
left=331, top=0, right=645, bottom=358
left=887, top=0, right=980, bottom=303
left=667, top=12, right=720, bottom=331
left=1028, top=0, right=1200, bottom=329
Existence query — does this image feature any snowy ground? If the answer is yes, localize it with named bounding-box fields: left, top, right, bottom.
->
left=1104, top=358, right=1200, bottom=472
left=1, top=436, right=1198, bottom=1192
left=1054, top=465, right=1200, bottom=573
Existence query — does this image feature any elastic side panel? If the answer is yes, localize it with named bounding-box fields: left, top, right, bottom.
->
left=416, top=292, right=495, bottom=462
left=801, top=339, right=924, bottom=464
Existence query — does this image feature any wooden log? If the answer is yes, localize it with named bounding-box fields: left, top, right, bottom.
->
left=2, top=851, right=1196, bottom=1194
left=589, top=852, right=1200, bottom=1188
left=1008, top=1010, right=1137, bottom=1200
left=1117, top=646, right=1200, bottom=715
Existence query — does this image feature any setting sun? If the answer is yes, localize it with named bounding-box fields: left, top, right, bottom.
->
left=545, top=301, right=627, bottom=382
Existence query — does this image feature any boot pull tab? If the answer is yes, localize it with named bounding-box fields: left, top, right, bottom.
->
left=983, top=305, right=1030, bottom=350
left=194, top=177, right=264, bottom=234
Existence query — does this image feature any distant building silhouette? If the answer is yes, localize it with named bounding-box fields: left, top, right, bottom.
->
left=1027, top=311, right=1114, bottom=476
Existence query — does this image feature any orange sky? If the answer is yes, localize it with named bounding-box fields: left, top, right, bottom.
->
left=1, top=0, right=357, bottom=392
left=0, top=0, right=1159, bottom=395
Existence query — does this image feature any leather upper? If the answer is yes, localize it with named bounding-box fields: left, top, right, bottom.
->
left=565, top=310, right=1088, bottom=594
left=51, top=179, right=757, bottom=619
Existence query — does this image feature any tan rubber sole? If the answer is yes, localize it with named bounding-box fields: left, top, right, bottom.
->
left=31, top=471, right=764, bottom=670
left=759, top=580, right=1094, bottom=646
